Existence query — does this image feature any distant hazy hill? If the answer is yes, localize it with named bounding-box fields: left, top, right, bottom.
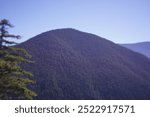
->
left=121, top=42, right=150, bottom=58
left=18, top=28, right=150, bottom=99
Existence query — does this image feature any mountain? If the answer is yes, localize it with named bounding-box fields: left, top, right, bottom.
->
left=18, top=28, right=150, bottom=99
left=121, top=42, right=150, bottom=58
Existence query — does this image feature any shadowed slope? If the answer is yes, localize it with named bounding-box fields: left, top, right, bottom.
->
left=121, top=42, right=150, bottom=58
left=18, top=28, right=150, bottom=99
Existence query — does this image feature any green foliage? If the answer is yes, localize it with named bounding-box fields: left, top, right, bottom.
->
left=0, top=19, right=36, bottom=99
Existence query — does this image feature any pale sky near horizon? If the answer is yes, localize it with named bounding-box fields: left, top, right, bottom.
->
left=0, top=0, right=150, bottom=43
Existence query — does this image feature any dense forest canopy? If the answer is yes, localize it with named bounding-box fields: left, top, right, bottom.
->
left=18, top=28, right=150, bottom=99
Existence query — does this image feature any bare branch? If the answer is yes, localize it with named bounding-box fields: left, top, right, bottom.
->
left=1, top=39, right=17, bottom=44
left=3, top=34, right=21, bottom=39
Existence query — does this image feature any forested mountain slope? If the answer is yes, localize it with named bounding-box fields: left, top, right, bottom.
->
left=121, top=42, right=150, bottom=58
left=18, top=28, right=150, bottom=99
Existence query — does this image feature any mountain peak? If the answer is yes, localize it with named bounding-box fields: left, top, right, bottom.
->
left=18, top=29, right=150, bottom=99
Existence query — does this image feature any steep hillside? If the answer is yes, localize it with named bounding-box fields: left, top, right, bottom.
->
left=121, top=42, right=150, bottom=58
left=18, top=28, right=150, bottom=99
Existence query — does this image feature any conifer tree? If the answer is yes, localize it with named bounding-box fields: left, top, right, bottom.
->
left=0, top=19, right=36, bottom=99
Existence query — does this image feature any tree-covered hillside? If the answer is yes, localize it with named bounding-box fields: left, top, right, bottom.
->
left=121, top=42, right=150, bottom=58
left=18, top=28, right=150, bottom=99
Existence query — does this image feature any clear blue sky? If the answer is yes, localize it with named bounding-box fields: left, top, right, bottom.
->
left=1, top=0, right=150, bottom=43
